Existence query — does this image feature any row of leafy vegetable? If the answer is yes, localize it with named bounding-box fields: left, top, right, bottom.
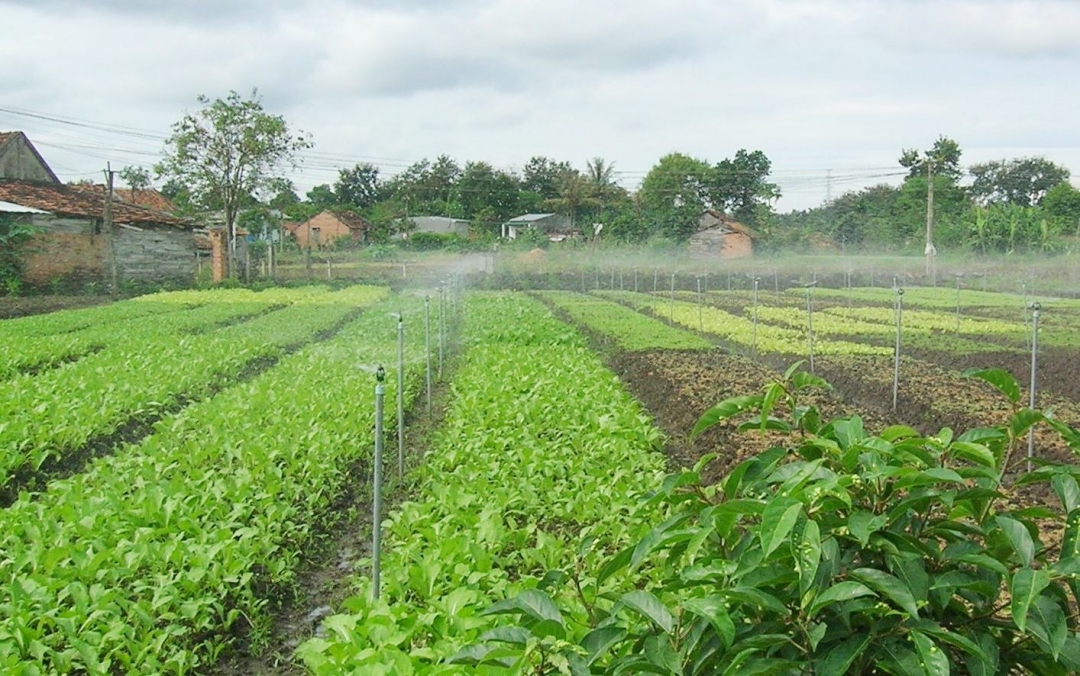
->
left=0, top=292, right=428, bottom=673
left=537, top=290, right=713, bottom=351
left=297, top=292, right=672, bottom=672
left=0, top=285, right=388, bottom=494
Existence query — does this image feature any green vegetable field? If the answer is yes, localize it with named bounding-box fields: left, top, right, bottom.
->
left=5, top=279, right=1080, bottom=674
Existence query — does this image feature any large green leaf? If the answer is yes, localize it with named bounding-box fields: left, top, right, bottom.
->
left=1052, top=475, right=1080, bottom=514
left=581, top=626, right=627, bottom=665
left=1026, top=595, right=1068, bottom=660
left=683, top=596, right=735, bottom=650
left=759, top=497, right=802, bottom=559
left=911, top=630, right=951, bottom=676
left=618, top=590, right=674, bottom=635
left=850, top=568, right=920, bottom=617
left=808, top=581, right=876, bottom=617
left=962, top=368, right=1020, bottom=405
left=814, top=634, right=870, bottom=675
left=691, top=396, right=761, bottom=439
left=481, top=589, right=564, bottom=627
left=996, top=516, right=1036, bottom=567
left=1010, top=567, right=1050, bottom=633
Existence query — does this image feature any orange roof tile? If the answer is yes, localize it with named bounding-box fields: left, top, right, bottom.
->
left=0, top=180, right=192, bottom=228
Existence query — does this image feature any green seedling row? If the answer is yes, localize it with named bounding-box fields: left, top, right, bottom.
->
left=788, top=285, right=1080, bottom=311
left=0, top=300, right=278, bottom=381
left=298, top=292, right=668, bottom=673
left=539, top=290, right=714, bottom=351
left=0, top=293, right=427, bottom=674
left=0, top=286, right=388, bottom=491
left=600, top=290, right=890, bottom=357
left=0, top=299, right=185, bottom=339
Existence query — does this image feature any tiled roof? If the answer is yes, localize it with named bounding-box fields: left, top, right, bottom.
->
left=113, top=188, right=177, bottom=214
left=0, top=180, right=192, bottom=228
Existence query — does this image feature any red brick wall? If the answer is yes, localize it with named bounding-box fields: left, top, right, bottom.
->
left=23, top=232, right=106, bottom=284
left=295, top=212, right=352, bottom=249
left=721, top=232, right=753, bottom=259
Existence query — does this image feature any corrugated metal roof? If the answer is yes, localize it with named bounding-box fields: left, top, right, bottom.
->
left=507, top=213, right=556, bottom=223
left=0, top=200, right=50, bottom=214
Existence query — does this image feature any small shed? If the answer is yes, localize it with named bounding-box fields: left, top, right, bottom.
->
left=294, top=210, right=370, bottom=249
left=502, top=213, right=575, bottom=241
left=400, top=216, right=470, bottom=238
left=688, top=210, right=755, bottom=260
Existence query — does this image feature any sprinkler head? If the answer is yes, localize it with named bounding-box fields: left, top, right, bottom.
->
left=897, top=288, right=905, bottom=296
left=376, top=365, right=386, bottom=383
left=1031, top=302, right=1041, bottom=311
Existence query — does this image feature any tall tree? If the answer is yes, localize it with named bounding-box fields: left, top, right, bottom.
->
left=305, top=184, right=337, bottom=210
left=638, top=152, right=712, bottom=240
left=544, top=168, right=600, bottom=230
left=1043, top=182, right=1080, bottom=235
left=334, top=163, right=382, bottom=209
left=710, top=149, right=780, bottom=226
left=899, top=135, right=963, bottom=182
left=156, top=89, right=312, bottom=270
left=457, top=161, right=520, bottom=225
left=521, top=156, right=572, bottom=200
left=969, top=157, right=1070, bottom=207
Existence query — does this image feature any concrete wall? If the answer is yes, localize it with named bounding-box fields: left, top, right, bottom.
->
left=688, top=227, right=753, bottom=260
left=0, top=136, right=58, bottom=183
left=115, top=226, right=195, bottom=280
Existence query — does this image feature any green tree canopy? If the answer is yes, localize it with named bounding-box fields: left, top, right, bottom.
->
left=969, top=157, right=1070, bottom=207
left=899, top=135, right=963, bottom=182
left=334, top=163, right=382, bottom=209
left=156, top=89, right=312, bottom=261
left=710, top=149, right=780, bottom=226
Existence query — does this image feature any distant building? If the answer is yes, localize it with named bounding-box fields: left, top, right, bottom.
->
left=688, top=210, right=755, bottom=260
left=294, top=210, right=370, bottom=248
left=399, top=216, right=470, bottom=239
left=502, top=213, right=576, bottom=241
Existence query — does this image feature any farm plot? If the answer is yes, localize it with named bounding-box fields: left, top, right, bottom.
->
left=298, top=292, right=670, bottom=673
left=0, top=292, right=429, bottom=674
left=597, top=289, right=889, bottom=358
left=537, top=290, right=713, bottom=350
left=0, top=285, right=388, bottom=499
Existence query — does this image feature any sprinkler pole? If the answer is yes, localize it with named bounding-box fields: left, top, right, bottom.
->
left=372, top=365, right=386, bottom=600
left=893, top=288, right=904, bottom=411
left=424, top=296, right=432, bottom=415
left=438, top=287, right=445, bottom=376
left=670, top=272, right=676, bottom=321
left=634, top=268, right=639, bottom=292
left=397, top=314, right=405, bottom=479
left=805, top=282, right=816, bottom=374
left=752, top=277, right=759, bottom=358
left=955, top=274, right=962, bottom=333
left=1029, top=302, right=1041, bottom=472
left=696, top=276, right=703, bottom=331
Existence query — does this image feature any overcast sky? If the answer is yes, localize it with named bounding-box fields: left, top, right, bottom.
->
left=2, top=0, right=1078, bottom=212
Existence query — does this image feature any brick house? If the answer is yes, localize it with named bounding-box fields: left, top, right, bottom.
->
left=688, top=210, right=755, bottom=260
left=293, top=210, right=370, bottom=249
left=0, top=131, right=197, bottom=287
left=0, top=181, right=197, bottom=286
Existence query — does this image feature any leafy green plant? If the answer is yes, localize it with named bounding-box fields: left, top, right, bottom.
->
left=462, top=364, right=1080, bottom=674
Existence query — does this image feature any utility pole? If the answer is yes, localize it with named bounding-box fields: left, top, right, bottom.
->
left=925, top=160, right=937, bottom=284
left=103, top=163, right=118, bottom=296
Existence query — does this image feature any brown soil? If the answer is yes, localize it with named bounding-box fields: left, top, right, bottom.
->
left=0, top=295, right=112, bottom=319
